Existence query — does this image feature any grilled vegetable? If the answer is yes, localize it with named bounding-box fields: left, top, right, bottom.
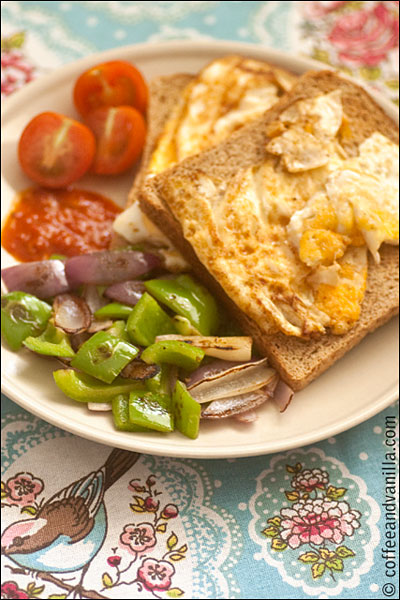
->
left=53, top=369, right=143, bottom=402
left=141, top=340, right=205, bottom=371
left=1, top=291, right=52, bottom=351
left=70, top=331, right=139, bottom=383
left=144, top=274, right=219, bottom=336
left=126, top=292, right=176, bottom=346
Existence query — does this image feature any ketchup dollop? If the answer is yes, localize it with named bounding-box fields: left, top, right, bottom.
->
left=2, top=187, right=122, bottom=261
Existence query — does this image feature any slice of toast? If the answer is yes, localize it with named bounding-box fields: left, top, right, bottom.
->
left=127, top=73, right=194, bottom=208
left=140, top=70, right=399, bottom=390
left=112, top=73, right=194, bottom=251
left=127, top=56, right=298, bottom=209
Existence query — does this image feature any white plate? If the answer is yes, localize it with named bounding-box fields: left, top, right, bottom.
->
left=1, top=40, right=398, bottom=458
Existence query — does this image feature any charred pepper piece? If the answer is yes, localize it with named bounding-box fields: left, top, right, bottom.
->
left=128, top=390, right=174, bottom=432
left=70, top=330, right=139, bottom=383
left=94, top=302, right=133, bottom=320
left=126, top=292, right=176, bottom=347
left=144, top=274, right=219, bottom=336
left=172, top=380, right=200, bottom=439
left=112, top=393, right=150, bottom=432
left=53, top=369, right=143, bottom=402
left=1, top=291, right=52, bottom=351
left=141, top=340, right=204, bottom=371
left=23, top=321, right=75, bottom=357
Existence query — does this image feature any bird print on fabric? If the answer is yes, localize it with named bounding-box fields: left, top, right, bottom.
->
left=1, top=448, right=140, bottom=594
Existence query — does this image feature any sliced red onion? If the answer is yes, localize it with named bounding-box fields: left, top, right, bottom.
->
left=87, top=319, right=114, bottom=333
left=82, top=284, right=107, bottom=314
left=65, top=250, right=160, bottom=288
left=187, top=358, right=275, bottom=404
left=120, top=361, right=160, bottom=381
left=155, top=335, right=252, bottom=362
left=53, top=294, right=92, bottom=334
left=272, top=380, right=295, bottom=413
left=88, top=402, right=112, bottom=412
left=104, top=280, right=145, bottom=306
left=185, top=359, right=250, bottom=389
left=1, top=260, right=69, bottom=299
left=70, top=331, right=91, bottom=352
left=234, top=410, right=258, bottom=423
left=201, top=375, right=278, bottom=419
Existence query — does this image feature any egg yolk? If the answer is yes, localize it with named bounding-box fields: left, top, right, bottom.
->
left=299, top=229, right=348, bottom=267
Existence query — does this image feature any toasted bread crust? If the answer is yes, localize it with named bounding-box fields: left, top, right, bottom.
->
left=140, top=70, right=399, bottom=390
left=127, top=74, right=194, bottom=208
left=128, top=58, right=299, bottom=207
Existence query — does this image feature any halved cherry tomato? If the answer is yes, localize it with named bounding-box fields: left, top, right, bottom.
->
left=73, top=60, right=148, bottom=118
left=18, top=112, right=96, bottom=188
left=85, top=105, right=146, bottom=176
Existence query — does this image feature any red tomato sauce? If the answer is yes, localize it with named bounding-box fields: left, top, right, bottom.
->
left=2, top=187, right=122, bottom=262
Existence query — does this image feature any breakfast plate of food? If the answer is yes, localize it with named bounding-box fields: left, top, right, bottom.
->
left=1, top=40, right=398, bottom=458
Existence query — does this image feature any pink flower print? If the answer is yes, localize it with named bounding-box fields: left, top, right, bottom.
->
left=291, top=469, right=329, bottom=493
left=1, top=50, right=36, bottom=97
left=302, top=1, right=346, bottom=18
left=1, top=581, right=29, bottom=599
left=328, top=3, right=399, bottom=66
left=120, top=522, right=156, bottom=554
left=146, top=475, right=156, bottom=487
left=161, top=504, right=179, bottom=519
left=6, top=473, right=44, bottom=507
left=128, top=479, right=146, bottom=493
left=143, top=496, right=159, bottom=512
left=137, top=558, right=175, bottom=592
left=107, top=555, right=121, bottom=567
left=280, top=498, right=361, bottom=549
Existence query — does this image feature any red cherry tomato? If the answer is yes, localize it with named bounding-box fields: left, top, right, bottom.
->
left=85, top=105, right=146, bottom=175
left=73, top=60, right=148, bottom=118
left=18, top=112, right=96, bottom=188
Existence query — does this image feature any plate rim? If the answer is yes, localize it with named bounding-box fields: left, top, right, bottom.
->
left=1, top=39, right=399, bottom=458
left=2, top=373, right=398, bottom=458
left=2, top=39, right=398, bottom=124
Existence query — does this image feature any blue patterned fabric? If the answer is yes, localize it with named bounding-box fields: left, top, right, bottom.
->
left=1, top=2, right=399, bottom=599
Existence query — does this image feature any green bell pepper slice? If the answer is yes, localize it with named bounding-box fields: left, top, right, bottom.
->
left=53, top=369, right=144, bottom=402
left=144, top=274, right=219, bottom=336
left=129, top=390, right=174, bottom=432
left=126, top=292, right=176, bottom=347
left=141, top=340, right=204, bottom=371
left=1, top=291, right=52, bottom=351
left=172, top=380, right=200, bottom=439
left=94, top=302, right=133, bottom=320
left=71, top=331, right=139, bottom=383
left=106, top=319, right=130, bottom=341
left=23, top=321, right=75, bottom=357
left=145, top=364, right=173, bottom=395
left=112, top=393, right=150, bottom=432
left=172, top=315, right=201, bottom=336
left=176, top=274, right=220, bottom=334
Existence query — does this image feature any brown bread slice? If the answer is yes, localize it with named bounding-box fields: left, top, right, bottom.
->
left=140, top=70, right=399, bottom=390
left=111, top=74, right=193, bottom=249
left=127, top=73, right=194, bottom=207
left=127, top=57, right=298, bottom=208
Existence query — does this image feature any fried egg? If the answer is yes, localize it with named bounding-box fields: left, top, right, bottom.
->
left=266, top=91, right=344, bottom=172
left=148, top=55, right=296, bottom=175
left=114, top=56, right=296, bottom=263
left=159, top=92, right=398, bottom=337
left=288, top=133, right=399, bottom=265
left=312, top=246, right=368, bottom=335
left=112, top=201, right=188, bottom=272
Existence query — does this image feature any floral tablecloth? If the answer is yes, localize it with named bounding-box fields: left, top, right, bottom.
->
left=1, top=2, right=399, bottom=599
